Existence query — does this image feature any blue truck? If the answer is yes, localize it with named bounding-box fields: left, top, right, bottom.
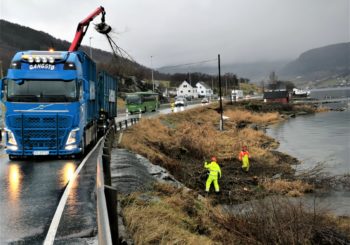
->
left=0, top=7, right=116, bottom=159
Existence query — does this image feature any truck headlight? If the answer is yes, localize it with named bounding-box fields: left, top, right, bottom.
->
left=66, top=128, right=79, bottom=145
left=5, top=129, right=17, bottom=146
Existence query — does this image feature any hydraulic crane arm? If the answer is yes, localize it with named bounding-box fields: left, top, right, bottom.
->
left=69, top=6, right=111, bottom=52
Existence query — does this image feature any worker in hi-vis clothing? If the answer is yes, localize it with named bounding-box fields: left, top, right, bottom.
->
left=204, top=157, right=222, bottom=193
left=239, top=146, right=250, bottom=172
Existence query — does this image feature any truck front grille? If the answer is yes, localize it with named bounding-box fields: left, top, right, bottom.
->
left=8, top=114, right=73, bottom=150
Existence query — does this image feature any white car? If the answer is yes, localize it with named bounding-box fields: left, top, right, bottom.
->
left=175, top=98, right=187, bottom=107
left=201, top=98, right=209, bottom=104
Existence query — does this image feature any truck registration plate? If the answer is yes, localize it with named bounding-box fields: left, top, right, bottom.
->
left=33, top=151, right=49, bottom=156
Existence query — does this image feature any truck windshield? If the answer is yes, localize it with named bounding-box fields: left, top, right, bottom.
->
left=126, top=95, right=141, bottom=105
left=7, top=79, right=78, bottom=102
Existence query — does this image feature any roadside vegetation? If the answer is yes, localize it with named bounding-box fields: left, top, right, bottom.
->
left=118, top=101, right=348, bottom=243
left=121, top=183, right=349, bottom=244
left=120, top=102, right=318, bottom=203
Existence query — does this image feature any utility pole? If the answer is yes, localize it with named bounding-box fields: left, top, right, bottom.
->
left=0, top=60, right=3, bottom=78
left=218, top=54, right=223, bottom=131
left=89, top=37, right=93, bottom=59
left=151, top=56, right=154, bottom=91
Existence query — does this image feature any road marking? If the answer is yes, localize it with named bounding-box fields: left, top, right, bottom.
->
left=43, top=138, right=103, bottom=245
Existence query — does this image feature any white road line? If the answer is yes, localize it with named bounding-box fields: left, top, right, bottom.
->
left=43, top=138, right=103, bottom=245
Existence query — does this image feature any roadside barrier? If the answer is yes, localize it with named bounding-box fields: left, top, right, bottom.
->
left=96, top=116, right=140, bottom=245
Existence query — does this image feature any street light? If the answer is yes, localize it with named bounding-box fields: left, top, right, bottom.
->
left=89, top=37, right=93, bottom=58
left=151, top=56, right=154, bottom=91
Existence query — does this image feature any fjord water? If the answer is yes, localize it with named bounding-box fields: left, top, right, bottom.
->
left=267, top=109, right=349, bottom=175
left=267, top=109, right=350, bottom=216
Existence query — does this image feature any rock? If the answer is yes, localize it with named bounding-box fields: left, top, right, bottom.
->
left=272, top=173, right=282, bottom=179
left=249, top=123, right=259, bottom=131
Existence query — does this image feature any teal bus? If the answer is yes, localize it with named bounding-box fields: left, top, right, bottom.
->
left=126, top=92, right=160, bottom=114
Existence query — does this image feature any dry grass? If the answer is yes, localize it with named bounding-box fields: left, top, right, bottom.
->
left=225, top=109, right=280, bottom=125
left=119, top=105, right=293, bottom=205
left=122, top=183, right=349, bottom=244
left=121, top=106, right=280, bottom=164
left=263, top=179, right=314, bottom=197
left=122, top=183, right=236, bottom=244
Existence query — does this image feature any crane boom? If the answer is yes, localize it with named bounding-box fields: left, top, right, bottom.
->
left=69, top=6, right=111, bottom=52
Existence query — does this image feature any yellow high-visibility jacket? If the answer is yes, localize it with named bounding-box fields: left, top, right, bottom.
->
left=204, top=161, right=222, bottom=178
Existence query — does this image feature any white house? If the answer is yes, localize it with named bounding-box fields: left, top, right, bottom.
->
left=196, top=82, right=213, bottom=98
left=176, top=81, right=198, bottom=98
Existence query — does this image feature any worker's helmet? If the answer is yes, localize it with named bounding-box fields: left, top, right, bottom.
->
left=211, top=156, right=217, bottom=162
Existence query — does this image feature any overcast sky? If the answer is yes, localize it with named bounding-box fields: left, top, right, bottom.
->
left=0, top=0, right=348, bottom=68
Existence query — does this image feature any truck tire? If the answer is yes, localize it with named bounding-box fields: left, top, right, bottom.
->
left=78, top=133, right=86, bottom=158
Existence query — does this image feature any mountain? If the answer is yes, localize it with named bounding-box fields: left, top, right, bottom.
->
left=159, top=43, right=350, bottom=86
left=158, top=60, right=290, bottom=83
left=279, top=42, right=350, bottom=82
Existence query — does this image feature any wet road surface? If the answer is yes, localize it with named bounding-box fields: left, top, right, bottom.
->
left=0, top=148, right=79, bottom=243
left=0, top=142, right=102, bottom=244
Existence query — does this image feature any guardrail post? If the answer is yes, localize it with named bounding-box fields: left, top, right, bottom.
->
left=105, top=185, right=119, bottom=245
left=102, top=154, right=111, bottom=186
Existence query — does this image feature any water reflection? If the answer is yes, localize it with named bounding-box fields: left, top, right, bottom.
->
left=60, top=162, right=79, bottom=215
left=8, top=164, right=22, bottom=202
left=60, top=162, right=76, bottom=188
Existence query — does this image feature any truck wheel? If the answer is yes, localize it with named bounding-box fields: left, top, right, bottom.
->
left=79, top=134, right=86, bottom=158
left=144, top=107, right=147, bottom=113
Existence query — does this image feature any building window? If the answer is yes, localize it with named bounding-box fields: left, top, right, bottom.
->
left=188, top=90, right=191, bottom=93
left=180, top=91, right=183, bottom=93
left=201, top=91, right=204, bottom=94
left=183, top=84, right=187, bottom=88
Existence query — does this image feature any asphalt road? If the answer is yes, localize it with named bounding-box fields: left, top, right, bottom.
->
left=0, top=148, right=80, bottom=243
left=0, top=142, right=102, bottom=244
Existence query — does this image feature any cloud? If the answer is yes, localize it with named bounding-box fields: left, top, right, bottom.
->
left=1, top=0, right=348, bottom=67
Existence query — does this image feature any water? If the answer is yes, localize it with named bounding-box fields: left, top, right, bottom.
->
left=267, top=110, right=350, bottom=175
left=266, top=109, right=350, bottom=216
left=310, top=87, right=350, bottom=99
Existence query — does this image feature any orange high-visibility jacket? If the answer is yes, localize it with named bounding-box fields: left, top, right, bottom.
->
left=239, top=150, right=249, bottom=161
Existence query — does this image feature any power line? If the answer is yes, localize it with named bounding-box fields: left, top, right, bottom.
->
left=160, top=58, right=218, bottom=70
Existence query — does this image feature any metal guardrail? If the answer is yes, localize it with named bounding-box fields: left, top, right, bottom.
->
left=96, top=117, right=140, bottom=245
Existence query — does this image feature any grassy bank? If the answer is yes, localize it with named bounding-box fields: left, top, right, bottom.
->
left=119, top=102, right=318, bottom=203
left=121, top=183, right=349, bottom=244
left=118, top=101, right=349, bottom=243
